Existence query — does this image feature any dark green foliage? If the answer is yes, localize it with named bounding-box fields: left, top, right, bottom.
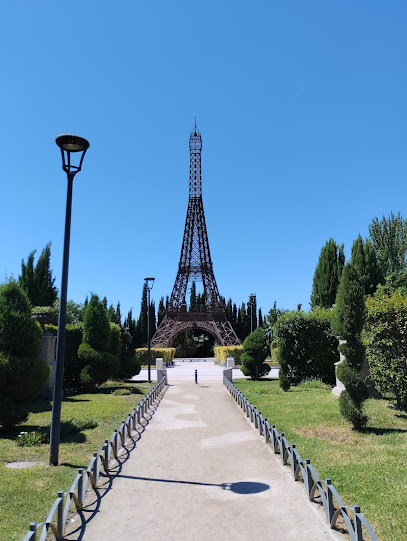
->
left=368, top=212, right=407, bottom=278
left=0, top=282, right=49, bottom=428
left=78, top=343, right=119, bottom=386
left=350, top=235, right=382, bottom=296
left=0, top=282, right=42, bottom=357
left=157, top=297, right=166, bottom=325
left=0, top=353, right=50, bottom=402
left=0, top=396, right=28, bottom=429
left=337, top=363, right=369, bottom=429
left=332, top=263, right=366, bottom=371
left=363, top=288, right=407, bottom=410
left=83, top=295, right=111, bottom=350
left=109, top=323, right=122, bottom=356
left=310, top=238, right=345, bottom=309
left=136, top=283, right=148, bottom=347
left=19, top=242, right=58, bottom=307
left=279, top=370, right=291, bottom=392
left=117, top=354, right=142, bottom=380
left=79, top=365, right=96, bottom=392
left=189, top=281, right=197, bottom=311
left=263, top=301, right=287, bottom=344
left=78, top=295, right=120, bottom=388
left=46, top=323, right=83, bottom=389
left=241, top=327, right=269, bottom=380
left=274, top=311, right=338, bottom=387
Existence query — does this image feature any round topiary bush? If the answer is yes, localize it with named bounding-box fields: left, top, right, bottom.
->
left=337, top=362, right=369, bottom=430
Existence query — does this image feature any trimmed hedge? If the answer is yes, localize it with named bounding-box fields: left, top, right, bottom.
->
left=274, top=311, right=338, bottom=388
left=135, top=348, right=176, bottom=364
left=213, top=345, right=243, bottom=364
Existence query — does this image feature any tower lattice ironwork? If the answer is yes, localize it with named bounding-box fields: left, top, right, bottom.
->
left=151, top=120, right=240, bottom=347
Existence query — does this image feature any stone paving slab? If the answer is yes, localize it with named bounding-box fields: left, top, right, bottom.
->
left=76, top=380, right=342, bottom=541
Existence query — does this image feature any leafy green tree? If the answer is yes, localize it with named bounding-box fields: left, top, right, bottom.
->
left=350, top=235, right=382, bottom=296
left=274, top=311, right=338, bottom=388
left=310, top=239, right=345, bottom=309
left=368, top=212, right=407, bottom=278
left=0, top=282, right=49, bottom=427
left=332, top=263, right=366, bottom=371
left=241, top=327, right=269, bottom=380
left=363, top=287, right=407, bottom=410
left=53, top=299, right=83, bottom=324
left=19, top=242, right=58, bottom=307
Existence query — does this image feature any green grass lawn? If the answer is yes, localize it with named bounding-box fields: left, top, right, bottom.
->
left=234, top=379, right=407, bottom=541
left=0, top=381, right=154, bottom=541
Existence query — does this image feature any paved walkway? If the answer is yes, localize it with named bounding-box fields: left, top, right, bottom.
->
left=70, top=364, right=341, bottom=540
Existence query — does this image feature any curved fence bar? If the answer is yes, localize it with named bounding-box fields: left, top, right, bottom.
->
left=223, top=377, right=378, bottom=541
left=22, top=377, right=167, bottom=541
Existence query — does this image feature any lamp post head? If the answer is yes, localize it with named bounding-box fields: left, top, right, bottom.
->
left=144, top=277, right=155, bottom=290
left=56, top=134, right=90, bottom=177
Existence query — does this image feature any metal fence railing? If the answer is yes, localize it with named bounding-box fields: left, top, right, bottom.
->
left=223, top=377, right=378, bottom=541
left=22, top=377, right=167, bottom=541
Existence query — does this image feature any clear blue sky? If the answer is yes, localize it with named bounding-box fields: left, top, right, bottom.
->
left=1, top=1, right=406, bottom=320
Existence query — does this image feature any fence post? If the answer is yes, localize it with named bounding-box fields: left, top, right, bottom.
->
left=305, top=459, right=313, bottom=496
left=354, top=506, right=363, bottom=540
left=326, top=479, right=335, bottom=522
left=57, top=491, right=64, bottom=537
left=78, top=468, right=84, bottom=507
left=29, top=522, right=37, bottom=540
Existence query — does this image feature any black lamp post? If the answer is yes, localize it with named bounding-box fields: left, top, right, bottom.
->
left=249, top=293, right=256, bottom=334
left=144, top=277, right=155, bottom=383
left=49, top=134, right=89, bottom=466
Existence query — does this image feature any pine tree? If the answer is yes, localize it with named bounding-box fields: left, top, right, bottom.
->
left=310, top=238, right=345, bottom=309
left=350, top=235, right=382, bottom=296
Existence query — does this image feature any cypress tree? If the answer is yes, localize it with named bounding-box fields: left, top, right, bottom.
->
left=258, top=308, right=263, bottom=327
left=226, top=298, right=233, bottom=323
left=113, top=302, right=122, bottom=326
left=350, top=235, right=382, bottom=296
left=19, top=243, right=57, bottom=307
left=311, top=238, right=345, bottom=309
left=158, top=297, right=166, bottom=325
left=136, top=283, right=148, bottom=346
left=332, top=263, right=366, bottom=371
left=189, top=281, right=197, bottom=311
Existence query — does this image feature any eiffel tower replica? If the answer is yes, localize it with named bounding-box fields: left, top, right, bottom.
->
left=151, top=120, right=240, bottom=347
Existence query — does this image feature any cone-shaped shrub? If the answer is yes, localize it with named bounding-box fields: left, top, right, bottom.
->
left=241, top=327, right=269, bottom=380
left=78, top=295, right=119, bottom=388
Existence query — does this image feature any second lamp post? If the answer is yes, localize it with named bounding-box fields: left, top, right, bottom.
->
left=145, top=277, right=155, bottom=383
